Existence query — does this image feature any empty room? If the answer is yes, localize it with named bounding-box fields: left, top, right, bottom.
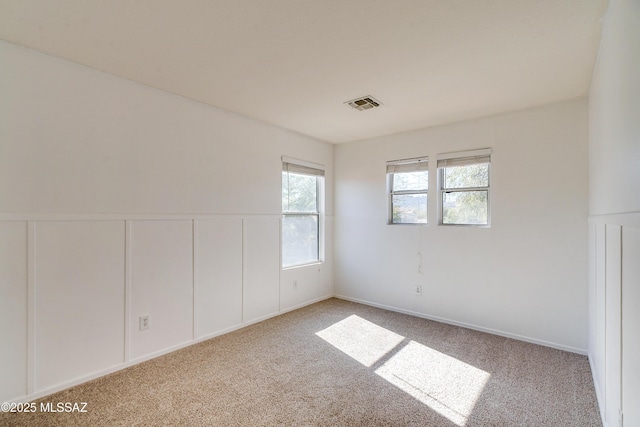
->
left=0, top=0, right=638, bottom=426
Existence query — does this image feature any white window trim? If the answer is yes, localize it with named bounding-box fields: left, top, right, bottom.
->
left=436, top=148, right=492, bottom=162
left=386, top=156, right=429, bottom=225
left=437, top=148, right=491, bottom=227
left=281, top=156, right=325, bottom=269
left=282, top=156, right=324, bottom=173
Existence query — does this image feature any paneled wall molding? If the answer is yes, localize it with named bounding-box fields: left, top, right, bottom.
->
left=587, top=212, right=640, bottom=427
left=1, top=39, right=335, bottom=405
left=26, top=221, right=36, bottom=396
left=589, top=211, right=640, bottom=227
left=124, top=221, right=132, bottom=363
left=0, top=212, right=320, bottom=221
left=0, top=216, right=333, bottom=404
left=8, top=291, right=334, bottom=405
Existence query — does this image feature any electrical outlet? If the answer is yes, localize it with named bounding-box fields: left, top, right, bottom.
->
left=415, top=285, right=422, bottom=295
left=139, top=315, right=150, bottom=331
left=293, top=280, right=298, bottom=289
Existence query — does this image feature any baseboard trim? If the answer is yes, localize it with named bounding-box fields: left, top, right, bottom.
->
left=333, top=294, right=587, bottom=355
left=279, top=295, right=333, bottom=315
left=588, top=353, right=607, bottom=426
left=10, top=293, right=584, bottom=404
left=7, top=296, right=331, bottom=404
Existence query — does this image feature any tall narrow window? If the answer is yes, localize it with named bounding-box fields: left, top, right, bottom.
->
left=282, top=158, right=324, bottom=268
left=437, top=149, right=491, bottom=226
left=387, top=157, right=428, bottom=224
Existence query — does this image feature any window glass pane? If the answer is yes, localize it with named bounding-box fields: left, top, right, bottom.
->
left=282, top=215, right=319, bottom=267
left=442, top=191, right=488, bottom=225
left=443, top=163, right=489, bottom=189
left=392, top=171, right=428, bottom=192
left=282, top=172, right=317, bottom=212
left=392, top=194, right=427, bottom=224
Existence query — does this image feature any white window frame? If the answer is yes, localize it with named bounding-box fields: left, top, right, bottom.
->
left=437, top=148, right=491, bottom=227
left=281, top=156, right=324, bottom=269
left=386, top=156, right=429, bottom=225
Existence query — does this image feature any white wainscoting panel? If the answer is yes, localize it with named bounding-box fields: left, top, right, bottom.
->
left=195, top=219, right=243, bottom=338
left=281, top=265, right=320, bottom=312
left=242, top=218, right=280, bottom=323
left=280, top=216, right=334, bottom=312
left=2, top=214, right=329, bottom=403
left=605, top=224, right=622, bottom=425
left=319, top=216, right=334, bottom=297
left=622, top=226, right=640, bottom=426
left=0, top=221, right=28, bottom=401
left=594, top=223, right=606, bottom=401
left=34, top=221, right=125, bottom=391
left=130, top=220, right=194, bottom=360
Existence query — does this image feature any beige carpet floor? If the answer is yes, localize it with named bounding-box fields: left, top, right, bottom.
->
left=1, top=298, right=601, bottom=426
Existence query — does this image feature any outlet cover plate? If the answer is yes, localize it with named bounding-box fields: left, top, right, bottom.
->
left=139, top=315, right=150, bottom=331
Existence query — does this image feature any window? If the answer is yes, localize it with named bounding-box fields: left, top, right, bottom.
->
left=282, top=158, right=324, bottom=268
left=387, top=157, right=428, bottom=224
left=437, top=149, right=491, bottom=226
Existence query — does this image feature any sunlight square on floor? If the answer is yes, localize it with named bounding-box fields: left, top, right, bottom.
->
left=316, top=314, right=490, bottom=426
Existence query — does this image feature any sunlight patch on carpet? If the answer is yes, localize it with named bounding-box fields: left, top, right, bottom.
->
left=316, top=315, right=490, bottom=426
left=375, top=340, right=490, bottom=426
left=315, top=314, right=404, bottom=367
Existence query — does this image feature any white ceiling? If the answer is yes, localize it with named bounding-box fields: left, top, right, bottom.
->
left=0, top=0, right=608, bottom=143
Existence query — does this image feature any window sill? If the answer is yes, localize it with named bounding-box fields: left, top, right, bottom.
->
left=387, top=222, right=428, bottom=226
left=282, top=261, right=323, bottom=271
left=439, top=223, right=491, bottom=228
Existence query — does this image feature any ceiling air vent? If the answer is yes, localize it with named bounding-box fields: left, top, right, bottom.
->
left=345, top=96, right=382, bottom=111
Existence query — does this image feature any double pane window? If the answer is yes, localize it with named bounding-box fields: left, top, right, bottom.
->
left=387, top=157, right=428, bottom=224
left=282, top=161, right=323, bottom=267
left=438, top=150, right=491, bottom=226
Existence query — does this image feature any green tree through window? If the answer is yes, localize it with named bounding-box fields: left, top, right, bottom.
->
left=438, top=151, right=491, bottom=226
left=387, top=157, right=429, bottom=224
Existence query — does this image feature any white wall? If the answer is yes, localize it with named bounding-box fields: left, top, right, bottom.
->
left=334, top=99, right=589, bottom=353
left=588, top=1, right=640, bottom=217
left=34, top=221, right=126, bottom=390
left=0, top=40, right=333, bottom=403
left=0, top=222, right=27, bottom=400
left=588, top=0, right=640, bottom=425
left=195, top=219, right=243, bottom=337
left=129, top=220, right=194, bottom=360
